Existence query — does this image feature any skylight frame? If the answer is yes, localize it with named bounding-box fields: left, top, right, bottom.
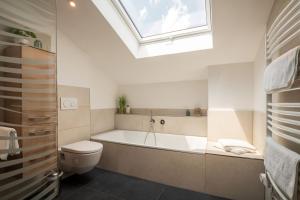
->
left=112, top=0, right=212, bottom=44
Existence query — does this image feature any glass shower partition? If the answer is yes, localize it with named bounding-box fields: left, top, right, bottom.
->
left=0, top=0, right=58, bottom=199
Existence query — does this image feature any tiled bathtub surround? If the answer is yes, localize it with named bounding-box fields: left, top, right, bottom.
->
left=96, top=140, right=264, bottom=200
left=97, top=142, right=206, bottom=193
left=115, top=114, right=207, bottom=137
left=253, top=111, right=266, bottom=153
left=91, top=108, right=116, bottom=135
left=58, top=85, right=91, bottom=147
left=205, top=154, right=264, bottom=200
left=207, top=110, right=253, bottom=143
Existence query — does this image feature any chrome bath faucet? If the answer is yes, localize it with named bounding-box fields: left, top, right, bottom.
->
left=144, top=110, right=157, bottom=146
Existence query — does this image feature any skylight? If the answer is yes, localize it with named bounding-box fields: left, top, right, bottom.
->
left=113, top=0, right=211, bottom=43
left=92, top=0, right=213, bottom=58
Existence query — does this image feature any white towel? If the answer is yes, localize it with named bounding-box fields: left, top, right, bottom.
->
left=0, top=126, right=20, bottom=160
left=215, top=139, right=256, bottom=155
left=264, top=46, right=300, bottom=93
left=259, top=173, right=269, bottom=188
left=264, top=137, right=300, bottom=200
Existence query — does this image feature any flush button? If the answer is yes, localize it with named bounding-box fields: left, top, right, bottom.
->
left=61, top=97, right=78, bottom=110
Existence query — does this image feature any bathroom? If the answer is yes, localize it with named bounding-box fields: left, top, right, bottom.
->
left=0, top=0, right=299, bottom=199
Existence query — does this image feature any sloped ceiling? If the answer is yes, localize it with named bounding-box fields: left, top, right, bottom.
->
left=57, top=0, right=273, bottom=85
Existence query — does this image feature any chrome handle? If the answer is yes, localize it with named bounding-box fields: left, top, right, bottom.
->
left=47, top=171, right=64, bottom=182
left=27, top=116, right=51, bottom=121
left=28, top=130, right=51, bottom=136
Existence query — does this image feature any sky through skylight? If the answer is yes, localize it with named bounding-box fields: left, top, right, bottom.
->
left=119, top=0, right=207, bottom=38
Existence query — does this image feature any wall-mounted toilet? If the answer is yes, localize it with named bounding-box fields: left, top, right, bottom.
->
left=59, top=140, right=103, bottom=174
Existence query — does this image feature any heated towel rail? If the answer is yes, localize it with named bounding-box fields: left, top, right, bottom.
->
left=266, top=0, right=300, bottom=199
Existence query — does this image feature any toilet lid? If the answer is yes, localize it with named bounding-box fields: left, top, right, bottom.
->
left=61, top=141, right=103, bottom=154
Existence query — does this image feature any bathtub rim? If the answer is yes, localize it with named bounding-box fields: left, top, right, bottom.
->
left=91, top=129, right=207, bottom=155
left=91, top=129, right=263, bottom=159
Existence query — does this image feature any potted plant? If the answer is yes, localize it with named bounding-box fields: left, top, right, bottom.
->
left=118, top=96, right=127, bottom=114
left=8, top=28, right=42, bottom=48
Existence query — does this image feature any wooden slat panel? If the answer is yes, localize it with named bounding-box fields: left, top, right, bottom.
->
left=1, top=45, right=57, bottom=199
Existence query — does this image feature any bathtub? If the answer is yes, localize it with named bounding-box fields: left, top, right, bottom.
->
left=91, top=130, right=264, bottom=198
left=91, top=129, right=207, bottom=192
left=91, top=129, right=207, bottom=154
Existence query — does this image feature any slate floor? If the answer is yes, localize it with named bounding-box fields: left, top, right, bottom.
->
left=55, top=168, right=229, bottom=200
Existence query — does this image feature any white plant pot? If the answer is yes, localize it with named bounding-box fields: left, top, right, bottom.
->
left=126, top=106, right=131, bottom=114
left=14, top=38, right=30, bottom=45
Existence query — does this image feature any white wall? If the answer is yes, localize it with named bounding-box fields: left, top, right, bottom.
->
left=57, top=31, right=118, bottom=109
left=207, top=62, right=254, bottom=143
left=208, top=62, right=254, bottom=110
left=253, top=39, right=267, bottom=153
left=118, top=80, right=208, bottom=109
left=253, top=40, right=266, bottom=113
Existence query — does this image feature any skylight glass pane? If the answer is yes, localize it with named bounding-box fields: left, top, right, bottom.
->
left=119, top=0, right=207, bottom=38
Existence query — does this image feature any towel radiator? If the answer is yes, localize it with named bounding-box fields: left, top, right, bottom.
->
left=265, top=0, right=300, bottom=199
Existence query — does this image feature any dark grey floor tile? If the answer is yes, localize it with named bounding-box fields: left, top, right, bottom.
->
left=62, top=173, right=93, bottom=186
left=56, top=170, right=106, bottom=199
left=56, top=175, right=87, bottom=199
left=63, top=187, right=122, bottom=200
left=85, top=170, right=134, bottom=196
left=86, top=169, right=165, bottom=200
left=159, top=186, right=229, bottom=200
left=56, top=169, right=230, bottom=200
left=118, top=178, right=165, bottom=200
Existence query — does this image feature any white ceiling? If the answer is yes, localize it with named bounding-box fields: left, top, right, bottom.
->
left=57, top=0, right=274, bottom=85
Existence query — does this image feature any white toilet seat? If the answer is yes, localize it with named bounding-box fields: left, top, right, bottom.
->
left=61, top=140, right=103, bottom=154
left=59, top=140, right=103, bottom=174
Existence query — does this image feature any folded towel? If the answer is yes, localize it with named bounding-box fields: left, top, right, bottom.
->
left=259, top=173, right=269, bottom=188
left=264, top=46, right=300, bottom=93
left=0, top=126, right=20, bottom=160
left=217, top=138, right=256, bottom=150
left=215, top=139, right=256, bottom=155
left=224, top=147, right=255, bottom=155
left=264, top=137, right=300, bottom=200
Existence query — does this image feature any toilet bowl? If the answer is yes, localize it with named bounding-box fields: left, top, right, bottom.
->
left=59, top=140, right=103, bottom=174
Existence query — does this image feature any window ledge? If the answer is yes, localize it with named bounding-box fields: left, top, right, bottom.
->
left=137, top=32, right=213, bottom=58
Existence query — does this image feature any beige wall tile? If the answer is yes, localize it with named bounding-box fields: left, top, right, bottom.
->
left=58, top=126, right=91, bottom=147
left=208, top=110, right=253, bottom=143
left=253, top=111, right=266, bottom=154
left=91, top=108, right=115, bottom=135
left=58, top=85, right=90, bottom=106
left=58, top=85, right=91, bottom=147
left=115, top=114, right=207, bottom=136
left=205, top=154, right=264, bottom=200
left=58, top=106, right=90, bottom=131
left=115, top=114, right=148, bottom=132
left=96, top=141, right=205, bottom=192
left=152, top=116, right=180, bottom=134
left=153, top=116, right=207, bottom=136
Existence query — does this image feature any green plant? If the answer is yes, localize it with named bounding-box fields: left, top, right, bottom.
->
left=8, top=28, right=37, bottom=38
left=118, top=96, right=127, bottom=114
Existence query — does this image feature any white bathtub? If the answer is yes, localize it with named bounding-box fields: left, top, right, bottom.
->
left=91, top=130, right=207, bottom=154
